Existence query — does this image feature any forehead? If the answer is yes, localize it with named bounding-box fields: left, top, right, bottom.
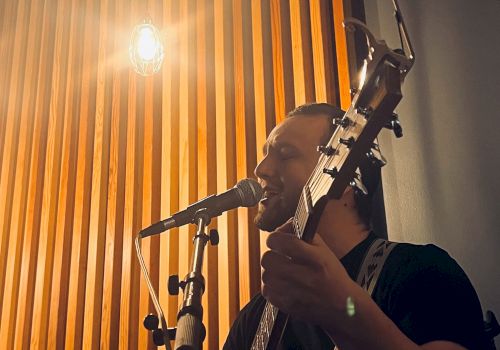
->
left=266, top=115, right=331, bottom=148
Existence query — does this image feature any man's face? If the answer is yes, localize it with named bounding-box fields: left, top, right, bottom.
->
left=254, top=114, right=331, bottom=231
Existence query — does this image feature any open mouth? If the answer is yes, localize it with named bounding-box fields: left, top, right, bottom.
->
left=260, top=189, right=280, bottom=205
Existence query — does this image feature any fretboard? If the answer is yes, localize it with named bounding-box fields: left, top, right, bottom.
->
left=250, top=188, right=311, bottom=350
left=250, top=302, right=279, bottom=350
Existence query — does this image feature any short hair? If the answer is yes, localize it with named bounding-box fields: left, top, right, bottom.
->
left=286, top=102, right=382, bottom=228
left=287, top=103, right=344, bottom=145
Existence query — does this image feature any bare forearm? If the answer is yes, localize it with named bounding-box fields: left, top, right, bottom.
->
left=323, top=282, right=420, bottom=350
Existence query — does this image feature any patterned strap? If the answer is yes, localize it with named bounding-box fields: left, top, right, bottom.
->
left=332, top=238, right=398, bottom=350
left=332, top=239, right=398, bottom=350
left=356, top=238, right=398, bottom=295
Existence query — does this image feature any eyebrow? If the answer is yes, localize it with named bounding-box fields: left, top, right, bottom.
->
left=262, top=141, right=299, bottom=155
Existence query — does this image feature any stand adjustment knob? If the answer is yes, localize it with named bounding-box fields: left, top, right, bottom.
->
left=209, top=229, right=219, bottom=246
left=152, top=328, right=165, bottom=346
left=168, top=274, right=186, bottom=295
left=143, top=313, right=159, bottom=330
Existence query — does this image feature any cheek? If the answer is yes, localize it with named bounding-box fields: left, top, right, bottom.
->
left=280, top=162, right=313, bottom=193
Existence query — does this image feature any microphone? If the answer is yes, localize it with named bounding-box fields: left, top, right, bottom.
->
left=139, top=178, right=263, bottom=238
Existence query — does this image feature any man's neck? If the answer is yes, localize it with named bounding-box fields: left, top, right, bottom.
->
left=316, top=199, right=370, bottom=259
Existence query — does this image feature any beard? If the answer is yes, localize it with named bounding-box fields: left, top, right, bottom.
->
left=253, top=190, right=300, bottom=232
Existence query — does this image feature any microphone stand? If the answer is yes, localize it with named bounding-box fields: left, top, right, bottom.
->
left=172, top=208, right=217, bottom=350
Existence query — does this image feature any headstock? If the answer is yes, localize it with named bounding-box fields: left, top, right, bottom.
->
left=300, top=1, right=415, bottom=240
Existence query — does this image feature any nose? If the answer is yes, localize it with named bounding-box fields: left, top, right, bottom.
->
left=254, top=154, right=274, bottom=180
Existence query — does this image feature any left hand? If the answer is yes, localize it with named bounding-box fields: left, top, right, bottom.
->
left=261, top=220, right=358, bottom=327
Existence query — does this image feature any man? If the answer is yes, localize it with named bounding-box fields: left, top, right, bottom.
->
left=224, top=103, right=487, bottom=350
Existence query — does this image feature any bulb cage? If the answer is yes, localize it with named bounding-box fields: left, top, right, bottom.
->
left=129, top=20, right=165, bottom=76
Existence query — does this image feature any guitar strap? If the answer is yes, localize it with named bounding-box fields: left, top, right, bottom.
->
left=331, top=238, right=398, bottom=350
left=332, top=238, right=398, bottom=350
left=355, top=238, right=398, bottom=296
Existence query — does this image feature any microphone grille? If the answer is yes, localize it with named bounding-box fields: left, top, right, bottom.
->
left=235, top=178, right=263, bottom=207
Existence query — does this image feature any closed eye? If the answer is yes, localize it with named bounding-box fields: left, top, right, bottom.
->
left=279, top=148, right=300, bottom=160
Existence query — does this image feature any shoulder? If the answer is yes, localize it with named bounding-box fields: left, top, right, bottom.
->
left=376, top=242, right=487, bottom=349
left=380, top=242, right=472, bottom=288
left=388, top=241, right=457, bottom=269
left=380, top=241, right=480, bottom=312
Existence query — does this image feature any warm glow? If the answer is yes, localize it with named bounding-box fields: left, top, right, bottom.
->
left=129, top=20, right=164, bottom=76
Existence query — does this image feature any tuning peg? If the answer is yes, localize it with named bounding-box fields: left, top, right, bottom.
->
left=333, top=117, right=353, bottom=129
left=209, top=229, right=219, bottom=246
left=356, top=106, right=373, bottom=119
left=168, top=275, right=186, bottom=295
left=350, top=172, right=368, bottom=195
left=339, top=136, right=355, bottom=148
left=385, top=113, right=403, bottom=138
left=317, top=145, right=336, bottom=156
left=366, top=151, right=387, bottom=167
left=323, top=167, right=338, bottom=178
left=367, top=142, right=387, bottom=167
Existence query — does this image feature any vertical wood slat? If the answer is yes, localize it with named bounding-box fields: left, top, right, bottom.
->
left=118, top=2, right=142, bottom=346
left=289, top=0, right=315, bottom=105
left=137, top=4, right=155, bottom=348
left=28, top=0, right=62, bottom=347
left=64, top=0, right=98, bottom=346
left=100, top=0, right=127, bottom=347
left=137, top=0, right=164, bottom=344
left=197, top=1, right=219, bottom=348
left=118, top=69, right=137, bottom=350
left=333, top=0, right=352, bottom=109
left=270, top=0, right=294, bottom=121
left=214, top=0, right=239, bottom=343
left=232, top=0, right=250, bottom=307
left=0, top=0, right=19, bottom=168
left=310, top=0, right=327, bottom=102
left=0, top=0, right=29, bottom=319
left=177, top=0, right=198, bottom=295
left=0, top=0, right=353, bottom=348
left=11, top=1, right=59, bottom=347
left=0, top=0, right=43, bottom=346
left=234, top=0, right=261, bottom=308
left=82, top=0, right=112, bottom=346
left=160, top=0, right=181, bottom=334
left=43, top=0, right=75, bottom=347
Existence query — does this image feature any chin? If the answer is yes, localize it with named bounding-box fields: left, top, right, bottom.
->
left=253, top=205, right=289, bottom=232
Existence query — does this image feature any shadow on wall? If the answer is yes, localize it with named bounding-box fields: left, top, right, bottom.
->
left=366, top=0, right=500, bottom=347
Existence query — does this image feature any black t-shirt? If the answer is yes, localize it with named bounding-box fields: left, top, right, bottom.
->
left=224, top=233, right=487, bottom=349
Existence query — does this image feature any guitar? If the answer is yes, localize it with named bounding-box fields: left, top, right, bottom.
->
left=250, top=1, right=415, bottom=349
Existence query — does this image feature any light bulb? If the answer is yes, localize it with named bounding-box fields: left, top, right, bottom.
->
left=129, top=19, right=164, bottom=76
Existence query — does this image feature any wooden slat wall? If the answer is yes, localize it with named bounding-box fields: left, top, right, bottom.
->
left=0, top=0, right=355, bottom=348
